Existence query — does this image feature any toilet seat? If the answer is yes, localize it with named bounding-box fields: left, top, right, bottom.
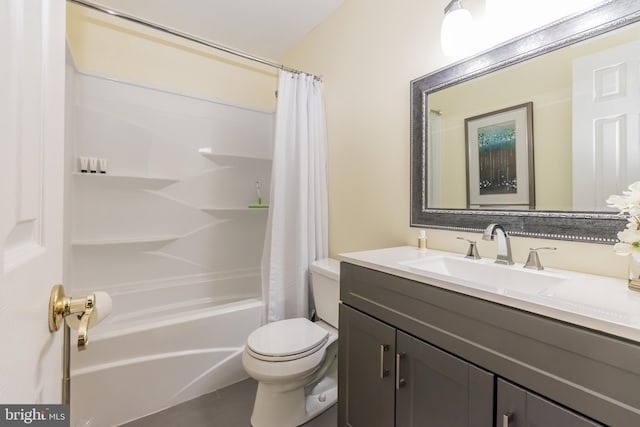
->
left=247, top=318, right=329, bottom=362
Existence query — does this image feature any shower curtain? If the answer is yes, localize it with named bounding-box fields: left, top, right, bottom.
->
left=261, top=70, right=329, bottom=322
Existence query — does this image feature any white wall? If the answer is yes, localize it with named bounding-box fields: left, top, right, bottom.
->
left=281, top=0, right=627, bottom=278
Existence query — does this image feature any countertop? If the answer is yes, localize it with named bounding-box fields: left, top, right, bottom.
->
left=337, top=246, right=640, bottom=344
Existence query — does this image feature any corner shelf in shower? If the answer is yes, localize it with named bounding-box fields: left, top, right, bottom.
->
left=72, top=172, right=180, bottom=190
left=71, top=235, right=180, bottom=247
left=198, top=148, right=271, bottom=166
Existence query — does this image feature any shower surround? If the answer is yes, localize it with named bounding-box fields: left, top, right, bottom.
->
left=65, top=53, right=273, bottom=426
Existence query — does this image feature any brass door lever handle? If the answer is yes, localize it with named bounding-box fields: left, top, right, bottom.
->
left=49, top=284, right=111, bottom=351
left=76, top=294, right=95, bottom=351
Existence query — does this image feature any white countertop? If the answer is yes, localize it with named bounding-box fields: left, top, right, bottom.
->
left=337, top=246, right=640, bottom=344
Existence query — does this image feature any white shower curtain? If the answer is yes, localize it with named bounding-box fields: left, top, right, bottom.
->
left=261, top=70, right=329, bottom=323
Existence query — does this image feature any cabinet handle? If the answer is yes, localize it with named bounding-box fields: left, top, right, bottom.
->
left=395, top=352, right=406, bottom=389
left=379, top=344, right=390, bottom=379
left=502, top=413, right=511, bottom=427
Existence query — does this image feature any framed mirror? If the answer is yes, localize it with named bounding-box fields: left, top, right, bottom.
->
left=411, top=1, right=640, bottom=243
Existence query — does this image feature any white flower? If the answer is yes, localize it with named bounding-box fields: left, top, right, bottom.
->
left=628, top=181, right=640, bottom=194
left=609, top=181, right=640, bottom=256
left=608, top=182, right=640, bottom=212
left=618, top=222, right=640, bottom=242
left=606, top=194, right=631, bottom=211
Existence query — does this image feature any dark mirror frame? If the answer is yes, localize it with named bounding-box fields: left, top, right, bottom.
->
left=411, top=0, right=640, bottom=243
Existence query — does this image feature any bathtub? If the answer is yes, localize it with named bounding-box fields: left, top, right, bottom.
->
left=69, top=274, right=263, bottom=427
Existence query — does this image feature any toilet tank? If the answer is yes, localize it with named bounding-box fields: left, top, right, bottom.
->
left=310, top=258, right=340, bottom=329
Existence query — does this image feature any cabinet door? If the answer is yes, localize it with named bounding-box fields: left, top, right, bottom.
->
left=339, top=304, right=396, bottom=427
left=496, top=379, right=603, bottom=427
left=396, top=331, right=494, bottom=427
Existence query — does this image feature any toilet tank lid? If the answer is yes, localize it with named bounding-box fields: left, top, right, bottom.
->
left=310, top=258, right=340, bottom=281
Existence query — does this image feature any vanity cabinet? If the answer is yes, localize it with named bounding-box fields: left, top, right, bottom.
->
left=497, top=379, right=601, bottom=427
left=338, top=262, right=639, bottom=426
left=339, top=304, right=493, bottom=427
left=396, top=330, right=493, bottom=427
left=338, top=304, right=395, bottom=426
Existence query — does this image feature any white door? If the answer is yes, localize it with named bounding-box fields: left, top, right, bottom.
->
left=572, top=39, right=640, bottom=211
left=0, top=0, right=66, bottom=403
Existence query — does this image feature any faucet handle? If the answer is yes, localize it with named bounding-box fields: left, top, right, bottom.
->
left=523, top=247, right=556, bottom=270
left=456, top=237, right=480, bottom=260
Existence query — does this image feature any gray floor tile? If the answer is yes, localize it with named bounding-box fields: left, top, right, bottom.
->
left=120, top=379, right=337, bottom=427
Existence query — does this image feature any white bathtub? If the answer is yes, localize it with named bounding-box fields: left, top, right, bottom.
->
left=69, top=275, right=263, bottom=427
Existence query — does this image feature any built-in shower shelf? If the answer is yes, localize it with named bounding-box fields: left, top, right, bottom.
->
left=201, top=207, right=269, bottom=217
left=198, top=148, right=271, bottom=166
left=71, top=235, right=180, bottom=246
left=72, top=172, right=179, bottom=189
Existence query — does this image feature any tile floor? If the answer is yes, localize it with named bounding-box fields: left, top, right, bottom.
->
left=120, top=378, right=337, bottom=427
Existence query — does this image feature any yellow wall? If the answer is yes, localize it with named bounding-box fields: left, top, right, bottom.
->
left=66, top=3, right=278, bottom=111
left=281, top=0, right=439, bottom=256
left=281, top=0, right=627, bottom=278
left=429, top=53, right=573, bottom=211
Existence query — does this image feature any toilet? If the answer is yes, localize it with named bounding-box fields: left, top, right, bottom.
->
left=242, top=258, right=340, bottom=427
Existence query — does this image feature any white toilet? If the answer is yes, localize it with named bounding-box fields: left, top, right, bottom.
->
left=242, top=258, right=340, bottom=427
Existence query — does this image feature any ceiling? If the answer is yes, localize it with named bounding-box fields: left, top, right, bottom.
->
left=93, top=0, right=345, bottom=61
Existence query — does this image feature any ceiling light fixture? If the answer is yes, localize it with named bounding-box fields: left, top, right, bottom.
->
left=440, top=0, right=473, bottom=58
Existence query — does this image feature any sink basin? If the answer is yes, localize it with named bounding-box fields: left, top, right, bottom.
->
left=399, top=256, right=567, bottom=295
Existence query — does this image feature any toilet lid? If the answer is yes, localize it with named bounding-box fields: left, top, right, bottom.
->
left=247, top=318, right=329, bottom=359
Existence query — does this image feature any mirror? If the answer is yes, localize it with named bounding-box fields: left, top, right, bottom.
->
left=411, top=1, right=640, bottom=243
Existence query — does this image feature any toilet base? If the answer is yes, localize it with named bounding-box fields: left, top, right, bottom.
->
left=250, top=379, right=337, bottom=427
left=245, top=321, right=339, bottom=427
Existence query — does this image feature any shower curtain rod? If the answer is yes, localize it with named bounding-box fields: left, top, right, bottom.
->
left=67, top=0, right=319, bottom=79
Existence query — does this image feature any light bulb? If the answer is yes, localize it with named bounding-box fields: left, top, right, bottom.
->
left=441, top=3, right=473, bottom=58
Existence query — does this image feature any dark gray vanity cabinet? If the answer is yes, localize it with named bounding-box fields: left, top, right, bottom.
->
left=339, top=262, right=640, bottom=426
left=338, top=304, right=494, bottom=427
left=395, top=330, right=493, bottom=427
left=496, top=379, right=601, bottom=427
left=338, top=303, right=396, bottom=427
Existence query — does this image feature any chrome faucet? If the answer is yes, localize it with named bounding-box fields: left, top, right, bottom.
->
left=482, top=224, right=514, bottom=265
